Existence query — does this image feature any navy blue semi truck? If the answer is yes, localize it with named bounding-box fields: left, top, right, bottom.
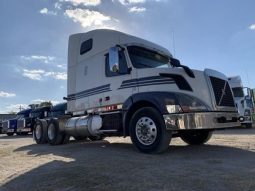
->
left=2, top=109, right=32, bottom=136
left=17, top=106, right=52, bottom=135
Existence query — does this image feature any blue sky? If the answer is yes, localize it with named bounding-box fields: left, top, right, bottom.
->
left=0, top=0, right=255, bottom=113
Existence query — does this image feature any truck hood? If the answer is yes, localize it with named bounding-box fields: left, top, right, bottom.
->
left=135, top=67, right=234, bottom=111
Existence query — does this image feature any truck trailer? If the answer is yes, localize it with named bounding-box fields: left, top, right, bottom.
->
left=34, top=29, right=240, bottom=153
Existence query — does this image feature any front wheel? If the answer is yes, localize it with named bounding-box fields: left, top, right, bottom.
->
left=129, top=107, right=172, bottom=154
left=180, top=130, right=213, bottom=145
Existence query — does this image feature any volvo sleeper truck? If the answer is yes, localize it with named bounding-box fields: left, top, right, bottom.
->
left=35, top=29, right=240, bottom=153
left=228, top=76, right=254, bottom=128
left=17, top=106, right=51, bottom=135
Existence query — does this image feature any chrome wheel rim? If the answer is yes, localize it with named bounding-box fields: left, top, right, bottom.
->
left=35, top=124, right=42, bottom=140
left=135, top=117, right=157, bottom=145
left=48, top=124, right=55, bottom=141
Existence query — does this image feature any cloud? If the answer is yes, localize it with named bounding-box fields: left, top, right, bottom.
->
left=65, top=8, right=112, bottom=28
left=0, top=91, right=16, bottom=98
left=23, top=69, right=45, bottom=80
left=118, top=0, right=146, bottom=5
left=129, top=6, right=146, bottom=13
left=44, top=72, right=67, bottom=80
left=61, top=0, right=101, bottom=6
left=249, top=24, right=255, bottom=30
left=5, top=104, right=29, bottom=113
left=55, top=2, right=62, bottom=9
left=21, top=55, right=55, bottom=64
left=22, top=69, right=67, bottom=81
left=39, top=8, right=57, bottom=15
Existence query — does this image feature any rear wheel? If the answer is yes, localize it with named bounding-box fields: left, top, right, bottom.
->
left=180, top=130, right=213, bottom=145
left=129, top=107, right=172, bottom=154
left=33, top=120, right=48, bottom=144
left=47, top=119, right=68, bottom=145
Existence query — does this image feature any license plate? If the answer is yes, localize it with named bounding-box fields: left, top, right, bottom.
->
left=7, top=129, right=14, bottom=132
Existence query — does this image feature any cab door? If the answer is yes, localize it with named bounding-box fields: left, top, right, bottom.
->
left=102, top=47, right=137, bottom=108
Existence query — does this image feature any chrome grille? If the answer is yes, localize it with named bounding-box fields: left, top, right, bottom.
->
left=210, top=76, right=235, bottom=107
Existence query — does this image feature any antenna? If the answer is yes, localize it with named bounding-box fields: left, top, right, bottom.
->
left=172, top=29, right=176, bottom=57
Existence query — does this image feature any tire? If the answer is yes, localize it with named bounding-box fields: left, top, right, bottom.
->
left=7, top=132, right=14, bottom=136
left=33, top=120, right=48, bottom=144
left=47, top=119, right=65, bottom=145
left=88, top=135, right=104, bottom=141
left=129, top=107, right=172, bottom=154
left=180, top=130, right=213, bottom=145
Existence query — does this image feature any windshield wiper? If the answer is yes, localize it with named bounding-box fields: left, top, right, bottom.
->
left=170, top=58, right=195, bottom=78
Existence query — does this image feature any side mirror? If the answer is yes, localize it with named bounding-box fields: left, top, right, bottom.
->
left=170, top=58, right=181, bottom=67
left=109, top=47, right=119, bottom=73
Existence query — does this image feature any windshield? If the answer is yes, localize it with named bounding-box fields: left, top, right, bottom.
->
left=31, top=112, right=41, bottom=118
left=127, top=46, right=170, bottom=68
left=232, top=87, right=244, bottom=97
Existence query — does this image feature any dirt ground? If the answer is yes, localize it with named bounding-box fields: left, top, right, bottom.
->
left=0, top=128, right=255, bottom=191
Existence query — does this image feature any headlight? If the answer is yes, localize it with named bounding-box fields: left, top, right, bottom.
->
left=166, top=94, right=209, bottom=113
left=177, top=94, right=208, bottom=112
left=166, top=105, right=182, bottom=113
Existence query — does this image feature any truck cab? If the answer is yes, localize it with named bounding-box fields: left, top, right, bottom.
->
left=17, top=106, right=51, bottom=134
left=228, top=76, right=254, bottom=128
left=36, top=29, right=240, bottom=153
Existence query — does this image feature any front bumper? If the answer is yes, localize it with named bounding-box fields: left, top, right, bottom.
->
left=17, top=128, right=31, bottom=133
left=164, top=112, right=240, bottom=130
left=7, top=128, right=15, bottom=133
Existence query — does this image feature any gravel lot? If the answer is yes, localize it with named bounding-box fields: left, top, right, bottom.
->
left=0, top=128, right=255, bottom=191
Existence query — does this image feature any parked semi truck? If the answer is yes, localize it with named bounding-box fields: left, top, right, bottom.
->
left=17, top=106, right=51, bottom=134
left=34, top=29, right=240, bottom=153
left=228, top=76, right=254, bottom=128
left=2, top=109, right=31, bottom=136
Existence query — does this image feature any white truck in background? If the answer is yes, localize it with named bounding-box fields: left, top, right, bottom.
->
left=228, top=76, right=254, bottom=128
left=34, top=29, right=240, bottom=153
